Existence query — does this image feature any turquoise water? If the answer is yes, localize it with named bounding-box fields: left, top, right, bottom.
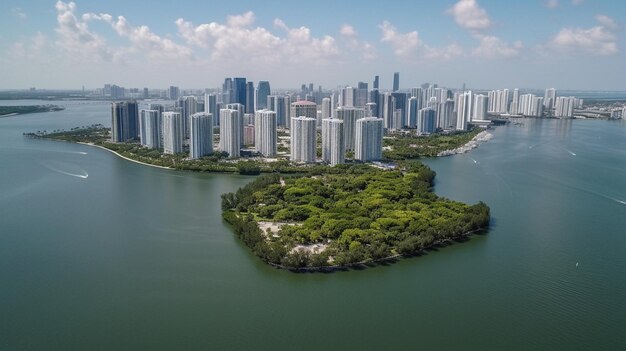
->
left=1, top=101, right=625, bottom=350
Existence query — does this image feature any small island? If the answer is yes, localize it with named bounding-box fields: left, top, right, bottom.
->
left=0, top=104, right=65, bottom=117
left=221, top=162, right=490, bottom=270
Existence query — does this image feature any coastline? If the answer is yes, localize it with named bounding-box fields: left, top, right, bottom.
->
left=77, top=142, right=174, bottom=170
left=437, top=130, right=493, bottom=157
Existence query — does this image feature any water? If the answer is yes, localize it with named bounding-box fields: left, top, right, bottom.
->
left=1, top=102, right=625, bottom=350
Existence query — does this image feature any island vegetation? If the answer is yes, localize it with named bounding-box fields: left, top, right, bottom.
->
left=0, top=104, right=65, bottom=117
left=221, top=162, right=490, bottom=270
left=383, top=128, right=482, bottom=159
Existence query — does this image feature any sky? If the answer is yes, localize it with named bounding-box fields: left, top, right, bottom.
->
left=0, top=0, right=624, bottom=90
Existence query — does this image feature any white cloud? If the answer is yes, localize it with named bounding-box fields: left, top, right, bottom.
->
left=11, top=7, right=27, bottom=20
left=548, top=16, right=618, bottom=56
left=54, top=1, right=117, bottom=62
left=379, top=21, right=463, bottom=61
left=545, top=0, right=559, bottom=9
left=340, top=24, right=376, bottom=60
left=595, top=14, right=617, bottom=30
left=472, top=35, right=523, bottom=59
left=446, top=0, right=491, bottom=31
left=176, top=13, right=339, bottom=65
left=379, top=21, right=420, bottom=59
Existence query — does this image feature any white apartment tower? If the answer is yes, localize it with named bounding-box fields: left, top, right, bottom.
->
left=322, top=118, right=345, bottom=166
left=355, top=117, right=383, bottom=162
left=290, top=116, right=317, bottom=163
left=254, top=109, right=277, bottom=157
left=189, top=112, right=213, bottom=159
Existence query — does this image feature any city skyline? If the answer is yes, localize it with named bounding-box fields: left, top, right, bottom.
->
left=1, top=0, right=624, bottom=90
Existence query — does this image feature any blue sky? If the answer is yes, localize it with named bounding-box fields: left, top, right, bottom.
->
left=1, top=0, right=624, bottom=90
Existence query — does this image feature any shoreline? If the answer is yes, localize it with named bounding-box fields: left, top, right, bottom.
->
left=437, top=130, right=493, bottom=157
left=77, top=142, right=174, bottom=170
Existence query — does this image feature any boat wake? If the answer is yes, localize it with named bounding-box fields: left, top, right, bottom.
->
left=41, top=161, right=88, bottom=179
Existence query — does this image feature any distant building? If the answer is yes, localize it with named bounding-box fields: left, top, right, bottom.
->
left=554, top=96, right=577, bottom=117
left=163, top=112, right=183, bottom=154
left=111, top=101, right=139, bottom=142
left=544, top=88, right=557, bottom=110
left=245, top=81, right=255, bottom=114
left=189, top=112, right=213, bottom=159
left=355, top=117, right=383, bottom=162
left=456, top=91, right=472, bottom=131
left=204, top=94, right=218, bottom=126
left=233, top=77, right=247, bottom=108
left=219, top=109, right=241, bottom=158
left=417, top=108, right=436, bottom=134
left=336, top=107, right=365, bottom=151
left=168, top=86, right=180, bottom=100
left=393, top=72, right=400, bottom=92
left=243, top=125, right=255, bottom=146
left=321, top=97, right=332, bottom=120
left=322, top=118, right=345, bottom=166
left=254, top=109, right=277, bottom=157
left=373, top=75, right=379, bottom=90
left=180, top=96, right=197, bottom=138
left=268, top=95, right=288, bottom=127
left=256, top=81, right=271, bottom=110
left=139, top=109, right=161, bottom=149
left=473, top=94, right=489, bottom=120
left=290, top=100, right=317, bottom=122
left=290, top=116, right=317, bottom=163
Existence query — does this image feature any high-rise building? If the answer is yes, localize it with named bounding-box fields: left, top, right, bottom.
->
left=139, top=110, right=161, bottom=149
left=256, top=81, right=271, bottom=110
left=341, top=86, right=355, bottom=107
left=544, top=88, right=557, bottom=110
left=473, top=94, right=489, bottom=120
left=510, top=89, right=520, bottom=115
left=163, top=112, right=183, bottom=154
left=219, top=109, right=241, bottom=158
left=254, top=109, right=277, bottom=157
left=245, top=81, right=255, bottom=114
left=355, top=117, right=383, bottom=162
left=373, top=75, right=379, bottom=90
left=519, top=94, right=545, bottom=117
left=233, top=78, right=247, bottom=108
left=181, top=96, right=197, bottom=138
left=391, top=92, right=408, bottom=128
left=204, top=94, right=218, bottom=126
left=189, top=113, right=213, bottom=159
left=168, top=86, right=180, bottom=100
left=322, top=118, right=345, bottom=166
left=369, top=89, right=380, bottom=117
left=407, top=97, right=420, bottom=128
left=439, top=99, right=456, bottom=129
left=290, top=100, right=317, bottom=121
left=355, top=82, right=368, bottom=107
left=336, top=107, right=365, bottom=151
left=455, top=91, right=472, bottom=131
left=222, top=78, right=233, bottom=104
left=321, top=97, right=332, bottom=120
left=417, top=108, right=437, bottom=134
left=290, top=116, right=317, bottom=163
left=554, top=96, right=577, bottom=118
left=268, top=95, right=288, bottom=127
left=381, top=93, right=396, bottom=129
left=243, top=125, right=255, bottom=146
left=111, top=101, right=139, bottom=142
left=393, top=72, right=400, bottom=92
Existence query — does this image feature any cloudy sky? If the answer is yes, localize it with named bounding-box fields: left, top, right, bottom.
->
left=1, top=0, right=624, bottom=90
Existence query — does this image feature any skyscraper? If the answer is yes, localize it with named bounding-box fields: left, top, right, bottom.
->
left=355, top=117, right=383, bottom=162
left=189, top=112, right=213, bottom=159
left=290, top=116, right=317, bottom=163
left=245, top=81, right=255, bottom=114
left=322, top=118, right=345, bottom=166
left=473, top=94, right=489, bottom=120
left=168, top=86, right=180, bottom=100
left=321, top=97, right=332, bottom=120
left=373, top=75, right=379, bottom=90
left=544, top=88, right=557, bottom=110
left=111, top=101, right=139, bottom=142
left=268, top=95, right=288, bottom=127
left=222, top=78, right=233, bottom=104
left=204, top=94, right=217, bottom=126
left=341, top=86, right=355, bottom=107
left=554, top=96, right=577, bottom=117
left=417, top=108, right=437, bottom=134
left=456, top=91, right=472, bottom=131
left=393, top=72, right=400, bottom=92
left=256, top=81, right=271, bottom=110
left=290, top=100, right=317, bottom=121
left=163, top=112, right=183, bottom=154
left=336, top=107, right=365, bottom=151
left=391, top=92, right=408, bottom=128
left=355, top=82, right=368, bottom=107
left=407, top=96, right=420, bottom=128
left=219, top=109, right=241, bottom=158
left=181, top=96, right=197, bottom=138
left=254, top=109, right=277, bottom=157
left=369, top=89, right=380, bottom=117
left=233, top=77, right=247, bottom=108
left=139, top=109, right=161, bottom=149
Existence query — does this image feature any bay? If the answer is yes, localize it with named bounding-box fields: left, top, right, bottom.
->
left=1, top=101, right=625, bottom=350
